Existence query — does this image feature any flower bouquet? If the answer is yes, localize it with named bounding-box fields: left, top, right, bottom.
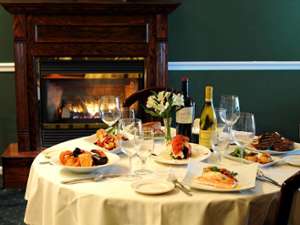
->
left=145, top=91, right=184, bottom=142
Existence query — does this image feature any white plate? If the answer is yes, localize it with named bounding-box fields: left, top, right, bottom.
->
left=132, top=178, right=175, bottom=195
left=187, top=162, right=257, bottom=192
left=83, top=134, right=122, bottom=154
left=51, top=151, right=120, bottom=173
left=153, top=143, right=211, bottom=165
left=224, top=151, right=280, bottom=168
left=285, top=155, right=300, bottom=167
left=247, top=142, right=300, bottom=155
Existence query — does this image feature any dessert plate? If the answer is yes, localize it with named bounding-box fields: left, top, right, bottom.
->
left=132, top=178, right=175, bottom=195
left=153, top=143, right=211, bottom=165
left=185, top=162, right=257, bottom=192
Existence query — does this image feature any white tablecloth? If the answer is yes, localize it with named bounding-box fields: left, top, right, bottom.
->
left=24, top=137, right=300, bottom=225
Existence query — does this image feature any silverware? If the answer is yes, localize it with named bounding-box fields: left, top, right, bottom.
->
left=257, top=170, right=281, bottom=187
left=39, top=161, right=55, bottom=165
left=61, top=174, right=121, bottom=184
left=168, top=174, right=192, bottom=196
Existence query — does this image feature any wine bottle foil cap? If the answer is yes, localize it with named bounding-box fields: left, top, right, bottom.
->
left=181, top=76, right=189, bottom=81
left=205, top=86, right=213, bottom=101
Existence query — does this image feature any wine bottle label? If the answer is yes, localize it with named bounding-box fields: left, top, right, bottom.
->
left=199, top=130, right=213, bottom=149
left=176, top=107, right=194, bottom=124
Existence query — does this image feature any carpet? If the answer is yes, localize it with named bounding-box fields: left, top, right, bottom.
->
left=0, top=176, right=26, bottom=225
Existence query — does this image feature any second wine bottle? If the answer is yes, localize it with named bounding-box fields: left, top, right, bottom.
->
left=176, top=76, right=195, bottom=140
left=199, top=85, right=217, bottom=149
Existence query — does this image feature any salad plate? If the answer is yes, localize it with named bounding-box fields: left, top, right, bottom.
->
left=132, top=178, right=175, bottom=195
left=153, top=143, right=211, bottom=165
left=186, top=162, right=257, bottom=192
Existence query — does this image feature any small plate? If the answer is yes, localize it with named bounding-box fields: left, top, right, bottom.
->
left=83, top=134, right=122, bottom=154
left=285, top=155, right=300, bottom=167
left=132, top=178, right=175, bottom=195
left=153, top=143, right=211, bottom=165
left=187, top=162, right=257, bottom=192
left=51, top=151, right=120, bottom=173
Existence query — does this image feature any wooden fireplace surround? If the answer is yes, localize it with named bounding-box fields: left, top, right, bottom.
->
left=0, top=0, right=180, bottom=188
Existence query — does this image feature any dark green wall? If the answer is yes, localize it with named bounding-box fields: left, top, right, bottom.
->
left=168, top=71, right=300, bottom=141
left=169, top=0, right=300, bottom=61
left=0, top=6, right=13, bottom=61
left=1, top=2, right=300, bottom=153
left=0, top=72, right=16, bottom=151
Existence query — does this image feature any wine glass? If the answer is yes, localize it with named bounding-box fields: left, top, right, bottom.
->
left=233, top=112, right=256, bottom=152
left=215, top=108, right=227, bottom=143
left=99, top=96, right=121, bottom=127
left=118, top=118, right=142, bottom=178
left=120, top=107, right=135, bottom=119
left=135, top=127, right=154, bottom=175
left=219, top=95, right=240, bottom=144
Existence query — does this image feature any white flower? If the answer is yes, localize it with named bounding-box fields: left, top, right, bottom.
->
left=146, top=96, right=156, bottom=109
left=157, top=91, right=165, bottom=102
left=172, top=93, right=184, bottom=107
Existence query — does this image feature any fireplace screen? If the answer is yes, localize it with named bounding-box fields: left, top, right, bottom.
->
left=37, top=57, right=144, bottom=147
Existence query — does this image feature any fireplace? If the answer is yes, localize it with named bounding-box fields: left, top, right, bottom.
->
left=39, top=57, right=144, bottom=146
left=0, top=0, right=180, bottom=188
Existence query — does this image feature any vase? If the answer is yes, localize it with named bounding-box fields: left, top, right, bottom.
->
left=163, top=117, right=172, bottom=143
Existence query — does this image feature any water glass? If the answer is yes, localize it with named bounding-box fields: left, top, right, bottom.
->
left=135, top=127, right=154, bottom=175
left=120, top=107, right=135, bottom=119
left=118, top=118, right=142, bottom=178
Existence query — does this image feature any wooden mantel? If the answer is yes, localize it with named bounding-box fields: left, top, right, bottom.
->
left=0, top=0, right=180, bottom=188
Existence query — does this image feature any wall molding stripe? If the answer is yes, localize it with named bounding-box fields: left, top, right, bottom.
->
left=0, top=62, right=15, bottom=72
left=168, top=61, right=300, bottom=71
left=2, top=61, right=300, bottom=72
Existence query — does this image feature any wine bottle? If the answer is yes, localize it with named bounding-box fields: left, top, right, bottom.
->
left=199, top=85, right=217, bottom=149
left=176, top=76, right=195, bottom=140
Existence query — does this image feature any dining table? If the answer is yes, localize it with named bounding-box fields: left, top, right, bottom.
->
left=24, top=134, right=300, bottom=225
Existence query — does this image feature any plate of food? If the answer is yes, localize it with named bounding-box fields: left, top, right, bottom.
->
left=50, top=147, right=120, bottom=173
left=188, top=163, right=257, bottom=192
left=84, top=128, right=122, bottom=154
left=248, top=132, right=299, bottom=155
left=225, top=147, right=280, bottom=168
left=152, top=135, right=211, bottom=165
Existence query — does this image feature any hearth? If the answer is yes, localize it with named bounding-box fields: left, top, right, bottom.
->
left=38, top=57, right=144, bottom=146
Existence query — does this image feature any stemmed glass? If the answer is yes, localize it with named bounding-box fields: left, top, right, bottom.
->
left=118, top=118, right=142, bottom=178
left=99, top=96, right=121, bottom=127
left=219, top=95, right=240, bottom=144
left=120, top=107, right=135, bottom=119
left=135, top=127, right=154, bottom=175
left=233, top=112, right=256, bottom=159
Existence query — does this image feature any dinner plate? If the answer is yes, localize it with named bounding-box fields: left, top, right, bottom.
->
left=247, top=141, right=300, bottom=155
left=51, top=150, right=120, bottom=173
left=187, top=162, right=257, bottom=192
left=224, top=151, right=280, bottom=168
left=153, top=143, right=211, bottom=165
left=83, top=134, right=122, bottom=154
left=132, top=178, right=175, bottom=195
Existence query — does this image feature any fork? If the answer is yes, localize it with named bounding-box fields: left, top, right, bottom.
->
left=168, top=174, right=192, bottom=196
left=257, top=170, right=281, bottom=187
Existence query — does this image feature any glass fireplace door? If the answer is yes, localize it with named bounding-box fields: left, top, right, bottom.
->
left=37, top=57, right=144, bottom=147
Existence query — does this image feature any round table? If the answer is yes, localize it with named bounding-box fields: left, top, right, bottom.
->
left=24, top=136, right=300, bottom=225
